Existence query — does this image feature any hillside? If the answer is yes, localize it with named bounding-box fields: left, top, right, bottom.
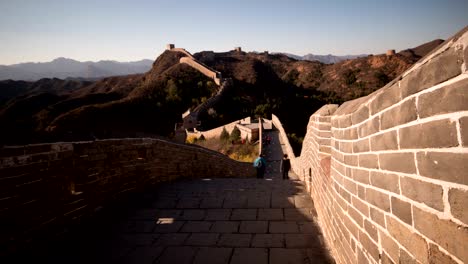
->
left=0, top=39, right=443, bottom=145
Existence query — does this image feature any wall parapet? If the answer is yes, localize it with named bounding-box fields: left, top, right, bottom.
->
left=0, top=138, right=255, bottom=256
left=290, top=26, right=468, bottom=264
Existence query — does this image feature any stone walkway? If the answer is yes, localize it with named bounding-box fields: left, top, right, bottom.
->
left=22, top=130, right=333, bottom=264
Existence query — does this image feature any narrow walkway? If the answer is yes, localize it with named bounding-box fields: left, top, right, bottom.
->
left=26, top=130, right=333, bottom=264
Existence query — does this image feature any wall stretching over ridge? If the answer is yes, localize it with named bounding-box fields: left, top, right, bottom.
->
left=281, top=27, right=468, bottom=264
left=0, top=138, right=254, bottom=256
left=180, top=57, right=222, bottom=85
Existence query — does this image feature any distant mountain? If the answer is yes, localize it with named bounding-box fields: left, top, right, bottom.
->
left=0, top=58, right=153, bottom=81
left=282, top=53, right=367, bottom=64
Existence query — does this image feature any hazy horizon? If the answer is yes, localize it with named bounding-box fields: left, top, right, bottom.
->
left=1, top=0, right=467, bottom=65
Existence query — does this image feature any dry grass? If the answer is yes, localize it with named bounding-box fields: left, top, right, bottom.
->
left=192, top=137, right=259, bottom=162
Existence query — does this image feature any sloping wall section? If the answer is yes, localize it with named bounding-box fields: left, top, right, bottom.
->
left=0, top=138, right=255, bottom=255
left=283, top=27, right=468, bottom=264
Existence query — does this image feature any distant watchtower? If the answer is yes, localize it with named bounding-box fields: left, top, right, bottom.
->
left=234, top=47, right=242, bottom=52
left=166, top=44, right=175, bottom=50
left=386, top=49, right=396, bottom=56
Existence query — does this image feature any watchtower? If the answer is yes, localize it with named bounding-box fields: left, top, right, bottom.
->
left=166, top=44, right=175, bottom=50
left=386, top=49, right=396, bottom=56
left=234, top=47, right=242, bottom=52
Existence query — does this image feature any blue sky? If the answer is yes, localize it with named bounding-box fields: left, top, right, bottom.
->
left=0, top=0, right=467, bottom=65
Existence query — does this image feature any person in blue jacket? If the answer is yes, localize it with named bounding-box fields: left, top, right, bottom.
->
left=253, top=153, right=266, bottom=178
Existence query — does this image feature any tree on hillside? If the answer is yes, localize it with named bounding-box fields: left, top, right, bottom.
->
left=220, top=127, right=229, bottom=141
left=230, top=126, right=241, bottom=142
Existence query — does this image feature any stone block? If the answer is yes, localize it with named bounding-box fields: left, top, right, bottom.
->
left=358, top=116, right=380, bottom=138
left=413, top=206, right=468, bottom=263
left=379, top=230, right=400, bottom=263
left=184, top=233, right=219, bottom=246
left=180, top=221, right=212, bottom=233
left=418, top=78, right=468, bottom=118
left=205, top=209, right=231, bottom=221
left=359, top=230, right=380, bottom=261
left=353, top=138, right=370, bottom=153
left=417, top=152, right=468, bottom=185
left=344, top=154, right=358, bottom=166
left=348, top=206, right=363, bottom=227
left=352, top=168, right=370, bottom=184
left=381, top=98, right=417, bottom=130
left=366, top=187, right=391, bottom=212
left=370, top=130, right=398, bottom=151
left=448, top=188, right=468, bottom=225
left=258, top=208, right=283, bottom=220
left=460, top=116, right=468, bottom=147
left=358, top=154, right=379, bottom=169
left=351, top=105, right=370, bottom=125
left=251, top=234, right=284, bottom=247
left=230, top=248, right=268, bottom=264
left=338, top=115, right=352, bottom=128
left=428, top=243, right=458, bottom=264
left=155, top=233, right=189, bottom=246
left=399, top=119, right=458, bottom=149
left=210, top=221, right=239, bottom=233
left=340, top=141, right=353, bottom=153
left=364, top=219, right=378, bottom=242
left=358, top=185, right=366, bottom=200
left=399, top=249, right=418, bottom=264
left=391, top=197, right=412, bottom=225
left=401, top=176, right=444, bottom=211
left=269, top=221, right=299, bottom=233
left=343, top=127, right=358, bottom=140
left=370, top=171, right=400, bottom=194
left=217, top=234, right=252, bottom=247
left=230, top=209, right=257, bottom=220
left=379, top=152, right=416, bottom=174
left=386, top=215, right=429, bottom=263
left=239, top=221, right=268, bottom=233
left=351, top=196, right=369, bottom=216
left=193, top=247, right=232, bottom=264
left=370, top=83, right=402, bottom=115
left=157, top=246, right=197, bottom=264
left=370, top=207, right=385, bottom=228
left=285, top=234, right=321, bottom=248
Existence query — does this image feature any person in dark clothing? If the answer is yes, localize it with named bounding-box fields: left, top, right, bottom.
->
left=253, top=154, right=266, bottom=178
left=281, top=154, right=291, bottom=180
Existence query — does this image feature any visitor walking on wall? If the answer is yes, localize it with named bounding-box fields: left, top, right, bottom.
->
left=253, top=154, right=266, bottom=178
left=281, top=154, right=291, bottom=180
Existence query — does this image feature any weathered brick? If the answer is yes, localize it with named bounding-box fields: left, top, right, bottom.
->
left=386, top=215, right=429, bottom=263
left=344, top=155, right=358, bottom=166
left=448, top=188, right=468, bottom=225
left=357, top=185, right=366, bottom=200
left=358, top=116, right=380, bottom=138
left=399, top=119, right=458, bottom=149
left=348, top=205, right=363, bottom=227
left=391, top=197, right=412, bottom=225
left=352, top=168, right=369, bottom=184
left=338, top=115, right=352, bottom=128
left=370, top=83, right=402, bottom=115
left=343, top=177, right=357, bottom=194
left=370, top=130, right=398, bottom=151
left=417, top=152, right=468, bottom=185
left=342, top=127, right=358, bottom=140
left=380, top=230, right=400, bottom=263
left=340, top=141, right=353, bottom=153
left=400, top=47, right=463, bottom=98
left=381, top=252, right=395, bottom=264
left=381, top=98, right=417, bottom=130
left=366, top=188, right=390, bottom=212
left=342, top=214, right=359, bottom=240
left=351, top=105, right=370, bottom=125
left=353, top=138, right=370, bottom=153
left=351, top=196, right=369, bottom=217
left=413, top=206, right=468, bottom=263
left=400, top=176, right=443, bottom=211
left=379, top=152, right=416, bottom=174
left=400, top=249, right=418, bottom=264
left=364, top=219, right=378, bottom=242
left=358, top=154, right=378, bottom=169
left=359, top=230, right=380, bottom=261
left=460, top=116, right=468, bottom=147
left=428, top=243, right=458, bottom=264
left=418, top=78, right=468, bottom=118
left=370, top=171, right=400, bottom=194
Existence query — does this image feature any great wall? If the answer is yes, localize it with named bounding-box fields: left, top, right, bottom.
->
left=0, top=27, right=467, bottom=263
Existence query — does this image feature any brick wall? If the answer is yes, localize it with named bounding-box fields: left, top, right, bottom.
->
left=0, top=138, right=254, bottom=256
left=290, top=27, right=468, bottom=264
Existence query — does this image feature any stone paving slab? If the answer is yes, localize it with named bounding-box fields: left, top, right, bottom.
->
left=193, top=247, right=233, bottom=264
left=230, top=248, right=268, bottom=264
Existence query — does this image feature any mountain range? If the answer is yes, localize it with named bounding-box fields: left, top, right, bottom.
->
left=0, top=58, right=153, bottom=81
left=0, top=38, right=444, bottom=146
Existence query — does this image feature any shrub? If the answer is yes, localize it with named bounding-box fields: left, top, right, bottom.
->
left=186, top=135, right=198, bottom=144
